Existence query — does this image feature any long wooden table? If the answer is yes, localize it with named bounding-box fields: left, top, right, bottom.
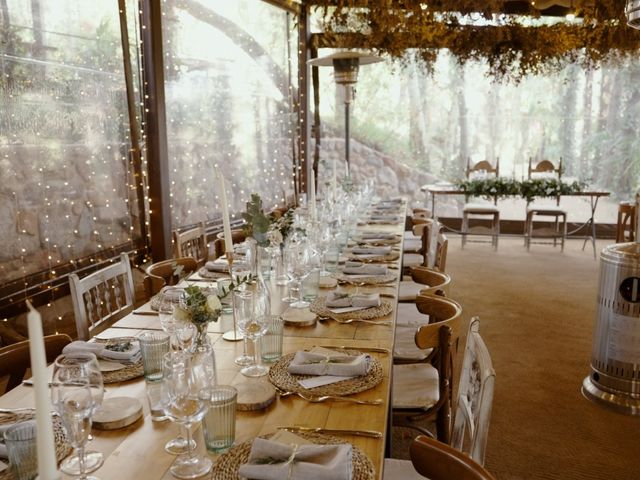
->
left=0, top=207, right=405, bottom=480
left=421, top=184, right=610, bottom=257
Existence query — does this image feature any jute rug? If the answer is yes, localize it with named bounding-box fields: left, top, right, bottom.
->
left=391, top=236, right=639, bottom=480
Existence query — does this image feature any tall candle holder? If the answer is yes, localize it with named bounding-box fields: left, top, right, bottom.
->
left=222, top=251, right=243, bottom=342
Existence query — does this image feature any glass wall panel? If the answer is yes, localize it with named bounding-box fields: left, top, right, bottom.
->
left=161, top=0, right=298, bottom=229
left=0, top=0, right=142, bottom=288
left=313, top=48, right=631, bottom=223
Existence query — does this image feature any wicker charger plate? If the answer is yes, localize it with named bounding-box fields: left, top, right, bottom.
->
left=268, top=351, right=383, bottom=397
left=333, top=272, right=397, bottom=285
left=310, top=297, right=393, bottom=321
left=211, top=431, right=375, bottom=480
left=0, top=411, right=71, bottom=480
left=347, top=252, right=400, bottom=263
left=94, top=337, right=143, bottom=384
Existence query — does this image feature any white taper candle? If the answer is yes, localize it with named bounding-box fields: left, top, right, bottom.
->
left=216, top=168, right=234, bottom=254
left=26, top=301, right=61, bottom=480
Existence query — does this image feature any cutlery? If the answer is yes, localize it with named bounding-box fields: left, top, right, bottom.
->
left=133, top=310, right=159, bottom=316
left=276, top=388, right=382, bottom=405
left=186, top=278, right=219, bottom=283
left=332, top=317, right=391, bottom=326
left=314, top=345, right=390, bottom=354
left=277, top=426, right=382, bottom=438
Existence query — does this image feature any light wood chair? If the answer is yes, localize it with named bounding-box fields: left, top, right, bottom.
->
left=402, top=221, right=448, bottom=276
left=214, top=228, right=248, bottom=258
left=398, top=264, right=452, bottom=303
left=392, top=294, right=462, bottom=441
left=0, top=334, right=72, bottom=394
left=143, top=257, right=199, bottom=297
left=524, top=158, right=567, bottom=251
left=410, top=435, right=497, bottom=480
left=69, top=253, right=135, bottom=340
left=461, top=158, right=500, bottom=249
left=173, top=222, right=208, bottom=266
left=451, top=317, right=495, bottom=466
left=616, top=201, right=636, bottom=243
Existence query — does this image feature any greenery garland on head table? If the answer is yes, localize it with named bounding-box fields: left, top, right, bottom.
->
left=310, top=0, right=640, bottom=81
left=455, top=177, right=585, bottom=202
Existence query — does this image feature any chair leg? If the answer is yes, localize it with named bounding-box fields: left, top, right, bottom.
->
left=461, top=213, right=468, bottom=248
left=525, top=213, right=533, bottom=250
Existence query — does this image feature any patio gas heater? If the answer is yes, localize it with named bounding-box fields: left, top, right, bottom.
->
left=582, top=195, right=640, bottom=414
left=308, top=51, right=381, bottom=179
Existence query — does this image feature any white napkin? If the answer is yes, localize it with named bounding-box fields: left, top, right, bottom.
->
left=325, top=292, right=380, bottom=309
left=342, top=264, right=387, bottom=276
left=63, top=340, right=141, bottom=363
left=204, top=259, right=229, bottom=272
left=352, top=246, right=392, bottom=255
left=361, top=232, right=396, bottom=240
left=238, top=436, right=352, bottom=480
left=288, top=350, right=371, bottom=377
left=369, top=215, right=400, bottom=221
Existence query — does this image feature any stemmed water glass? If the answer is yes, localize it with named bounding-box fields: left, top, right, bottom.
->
left=161, top=351, right=212, bottom=479
left=51, top=353, right=104, bottom=480
left=285, top=242, right=311, bottom=308
left=234, top=289, right=270, bottom=377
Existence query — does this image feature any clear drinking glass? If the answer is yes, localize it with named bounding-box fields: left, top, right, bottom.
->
left=201, top=385, right=237, bottom=453
left=161, top=351, right=212, bottom=479
left=4, top=420, right=38, bottom=480
left=51, top=353, right=104, bottom=480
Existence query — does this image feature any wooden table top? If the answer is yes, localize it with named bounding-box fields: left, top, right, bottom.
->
left=0, top=205, right=406, bottom=480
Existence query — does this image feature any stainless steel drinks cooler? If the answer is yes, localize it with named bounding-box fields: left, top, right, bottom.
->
left=582, top=242, right=640, bottom=414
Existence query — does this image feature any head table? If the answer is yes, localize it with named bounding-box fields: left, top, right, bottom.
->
left=0, top=203, right=406, bottom=480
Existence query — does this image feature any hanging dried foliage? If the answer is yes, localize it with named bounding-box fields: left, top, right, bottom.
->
left=310, top=0, right=640, bottom=81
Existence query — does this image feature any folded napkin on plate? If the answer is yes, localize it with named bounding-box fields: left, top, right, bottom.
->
left=342, top=264, right=387, bottom=276
left=369, top=215, right=400, bottom=221
left=204, top=260, right=229, bottom=272
left=287, top=350, right=371, bottom=377
left=351, top=246, right=392, bottom=255
left=63, top=341, right=141, bottom=363
left=325, top=292, right=380, bottom=309
left=238, top=436, right=352, bottom=480
left=360, top=232, right=396, bottom=240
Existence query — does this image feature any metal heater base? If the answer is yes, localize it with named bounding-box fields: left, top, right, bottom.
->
left=582, top=376, right=640, bottom=415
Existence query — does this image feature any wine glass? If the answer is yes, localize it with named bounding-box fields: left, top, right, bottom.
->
left=234, top=290, right=269, bottom=377
left=175, top=322, right=197, bottom=351
left=51, top=353, right=104, bottom=480
left=161, top=351, right=212, bottom=479
left=157, top=287, right=184, bottom=350
left=285, top=243, right=311, bottom=308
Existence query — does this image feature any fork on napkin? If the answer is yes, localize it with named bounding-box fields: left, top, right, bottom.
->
left=63, top=340, right=141, bottom=364
left=351, top=246, right=392, bottom=256
left=238, top=430, right=352, bottom=480
left=287, top=349, right=371, bottom=377
left=204, top=259, right=230, bottom=272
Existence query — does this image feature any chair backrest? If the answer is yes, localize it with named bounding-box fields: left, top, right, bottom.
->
left=410, top=435, right=497, bottom=480
left=214, top=228, right=248, bottom=258
left=0, top=333, right=72, bottom=393
left=466, top=158, right=499, bottom=179
left=69, top=253, right=135, bottom=340
left=528, top=157, right=562, bottom=180
left=412, top=222, right=448, bottom=272
left=413, top=294, right=463, bottom=443
left=451, top=317, right=496, bottom=466
left=411, top=266, right=451, bottom=297
left=173, top=222, right=208, bottom=266
left=143, top=257, right=199, bottom=297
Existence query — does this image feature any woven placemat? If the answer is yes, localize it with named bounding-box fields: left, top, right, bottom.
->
left=211, top=431, right=375, bottom=480
left=310, top=297, right=393, bottom=320
left=268, top=351, right=383, bottom=397
left=149, top=286, right=185, bottom=311
left=334, top=272, right=397, bottom=285
left=0, top=411, right=71, bottom=480
left=348, top=252, right=400, bottom=263
left=94, top=337, right=143, bottom=384
left=196, top=267, right=229, bottom=280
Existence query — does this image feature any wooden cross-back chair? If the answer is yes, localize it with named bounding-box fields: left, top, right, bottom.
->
left=173, top=222, right=208, bottom=266
left=392, top=294, right=463, bottom=441
left=0, top=334, right=72, bottom=394
left=451, top=317, right=496, bottom=466
left=462, top=158, right=500, bottom=249
left=214, top=228, right=248, bottom=258
left=143, top=257, right=199, bottom=297
left=409, top=435, right=497, bottom=480
left=402, top=221, right=448, bottom=276
left=525, top=157, right=567, bottom=251
left=69, top=253, right=135, bottom=340
left=398, top=265, right=452, bottom=303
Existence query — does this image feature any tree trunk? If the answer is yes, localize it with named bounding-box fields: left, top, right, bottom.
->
left=561, top=65, right=579, bottom=175
left=580, top=69, right=593, bottom=179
